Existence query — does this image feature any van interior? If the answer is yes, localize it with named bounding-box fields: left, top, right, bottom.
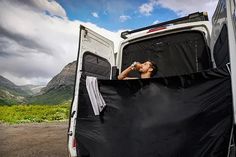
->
left=80, top=18, right=230, bottom=80
left=122, top=31, right=212, bottom=78
left=81, top=27, right=229, bottom=80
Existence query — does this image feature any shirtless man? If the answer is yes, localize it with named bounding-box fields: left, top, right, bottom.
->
left=118, top=61, right=158, bottom=80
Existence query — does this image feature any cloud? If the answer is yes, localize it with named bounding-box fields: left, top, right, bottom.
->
left=139, top=0, right=218, bottom=18
left=0, top=0, right=121, bottom=85
left=0, top=25, right=49, bottom=55
left=2, top=72, right=50, bottom=86
left=92, top=12, right=99, bottom=18
left=139, top=0, right=218, bottom=19
left=156, top=0, right=218, bottom=19
left=153, top=19, right=160, bottom=24
left=15, top=0, right=67, bottom=18
left=139, top=0, right=158, bottom=16
left=119, top=15, right=131, bottom=22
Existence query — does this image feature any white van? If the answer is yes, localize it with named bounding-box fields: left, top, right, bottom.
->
left=68, top=0, right=236, bottom=156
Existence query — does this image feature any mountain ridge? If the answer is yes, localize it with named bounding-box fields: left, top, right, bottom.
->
left=27, top=61, right=77, bottom=104
left=0, top=61, right=77, bottom=105
left=41, top=61, right=76, bottom=93
left=0, top=76, right=29, bottom=104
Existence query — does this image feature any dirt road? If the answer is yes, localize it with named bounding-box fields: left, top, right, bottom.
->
left=0, top=121, right=69, bottom=157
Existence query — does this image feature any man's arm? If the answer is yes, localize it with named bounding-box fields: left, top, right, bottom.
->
left=117, top=66, right=134, bottom=80
left=118, top=62, right=141, bottom=80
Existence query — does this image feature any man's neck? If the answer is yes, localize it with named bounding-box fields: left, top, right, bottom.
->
left=141, top=72, right=151, bottom=79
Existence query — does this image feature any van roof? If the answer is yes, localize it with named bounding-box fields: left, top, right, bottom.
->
left=120, top=21, right=211, bottom=43
left=121, top=12, right=209, bottom=39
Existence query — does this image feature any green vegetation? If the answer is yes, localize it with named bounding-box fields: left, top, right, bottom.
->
left=0, top=102, right=71, bottom=124
left=0, top=98, right=20, bottom=105
left=0, top=89, right=26, bottom=105
left=27, top=86, right=73, bottom=105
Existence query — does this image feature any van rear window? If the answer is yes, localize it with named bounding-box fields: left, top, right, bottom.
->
left=82, top=52, right=111, bottom=79
left=121, top=31, right=212, bottom=77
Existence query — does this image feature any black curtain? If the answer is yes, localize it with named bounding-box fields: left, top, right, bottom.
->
left=76, top=66, right=233, bottom=157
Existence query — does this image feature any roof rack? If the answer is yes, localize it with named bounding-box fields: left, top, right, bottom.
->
left=120, top=12, right=209, bottom=39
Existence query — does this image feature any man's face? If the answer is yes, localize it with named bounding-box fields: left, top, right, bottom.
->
left=139, top=61, right=152, bottom=73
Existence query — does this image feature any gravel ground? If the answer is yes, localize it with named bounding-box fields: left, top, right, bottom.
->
left=0, top=121, right=69, bottom=157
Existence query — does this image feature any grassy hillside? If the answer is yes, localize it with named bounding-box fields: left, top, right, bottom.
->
left=0, top=61, right=76, bottom=105
left=0, top=88, right=25, bottom=105
left=0, top=85, right=74, bottom=105
left=26, top=86, right=74, bottom=105
left=0, top=102, right=71, bottom=124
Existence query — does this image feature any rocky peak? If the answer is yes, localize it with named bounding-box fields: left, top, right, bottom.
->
left=42, top=61, right=77, bottom=93
left=0, top=75, right=28, bottom=99
left=0, top=75, right=17, bottom=89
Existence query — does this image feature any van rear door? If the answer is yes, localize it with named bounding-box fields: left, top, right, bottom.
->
left=211, top=0, right=236, bottom=122
left=211, top=0, right=236, bottom=155
left=68, top=25, right=114, bottom=157
left=226, top=0, right=236, bottom=121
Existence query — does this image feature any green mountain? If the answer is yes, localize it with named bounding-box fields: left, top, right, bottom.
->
left=0, top=89, right=24, bottom=105
left=27, top=61, right=77, bottom=105
left=0, top=61, right=77, bottom=105
left=27, top=85, right=74, bottom=105
left=0, top=75, right=27, bottom=105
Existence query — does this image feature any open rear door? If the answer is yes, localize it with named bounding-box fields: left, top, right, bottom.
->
left=68, top=25, right=114, bottom=157
left=211, top=0, right=236, bottom=156
left=212, top=0, right=236, bottom=121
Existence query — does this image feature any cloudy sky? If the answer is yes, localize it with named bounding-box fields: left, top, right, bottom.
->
left=0, top=0, right=218, bottom=85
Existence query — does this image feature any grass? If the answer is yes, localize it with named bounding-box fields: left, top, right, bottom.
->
left=27, top=86, right=74, bottom=105
left=0, top=102, right=71, bottom=124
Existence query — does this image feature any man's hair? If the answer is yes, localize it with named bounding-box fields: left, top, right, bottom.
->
left=148, top=60, right=158, bottom=77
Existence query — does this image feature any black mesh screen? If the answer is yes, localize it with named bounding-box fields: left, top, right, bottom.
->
left=82, top=52, right=111, bottom=79
left=121, top=31, right=212, bottom=78
left=213, top=24, right=230, bottom=67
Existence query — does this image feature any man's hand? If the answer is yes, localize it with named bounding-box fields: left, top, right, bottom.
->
left=131, top=62, right=141, bottom=70
left=134, top=62, right=142, bottom=71
left=117, top=61, right=141, bottom=80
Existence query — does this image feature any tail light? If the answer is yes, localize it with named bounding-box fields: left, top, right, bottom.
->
left=73, top=138, right=77, bottom=148
left=147, top=26, right=166, bottom=33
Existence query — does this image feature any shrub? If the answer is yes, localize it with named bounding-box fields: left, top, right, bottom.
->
left=0, top=103, right=70, bottom=124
